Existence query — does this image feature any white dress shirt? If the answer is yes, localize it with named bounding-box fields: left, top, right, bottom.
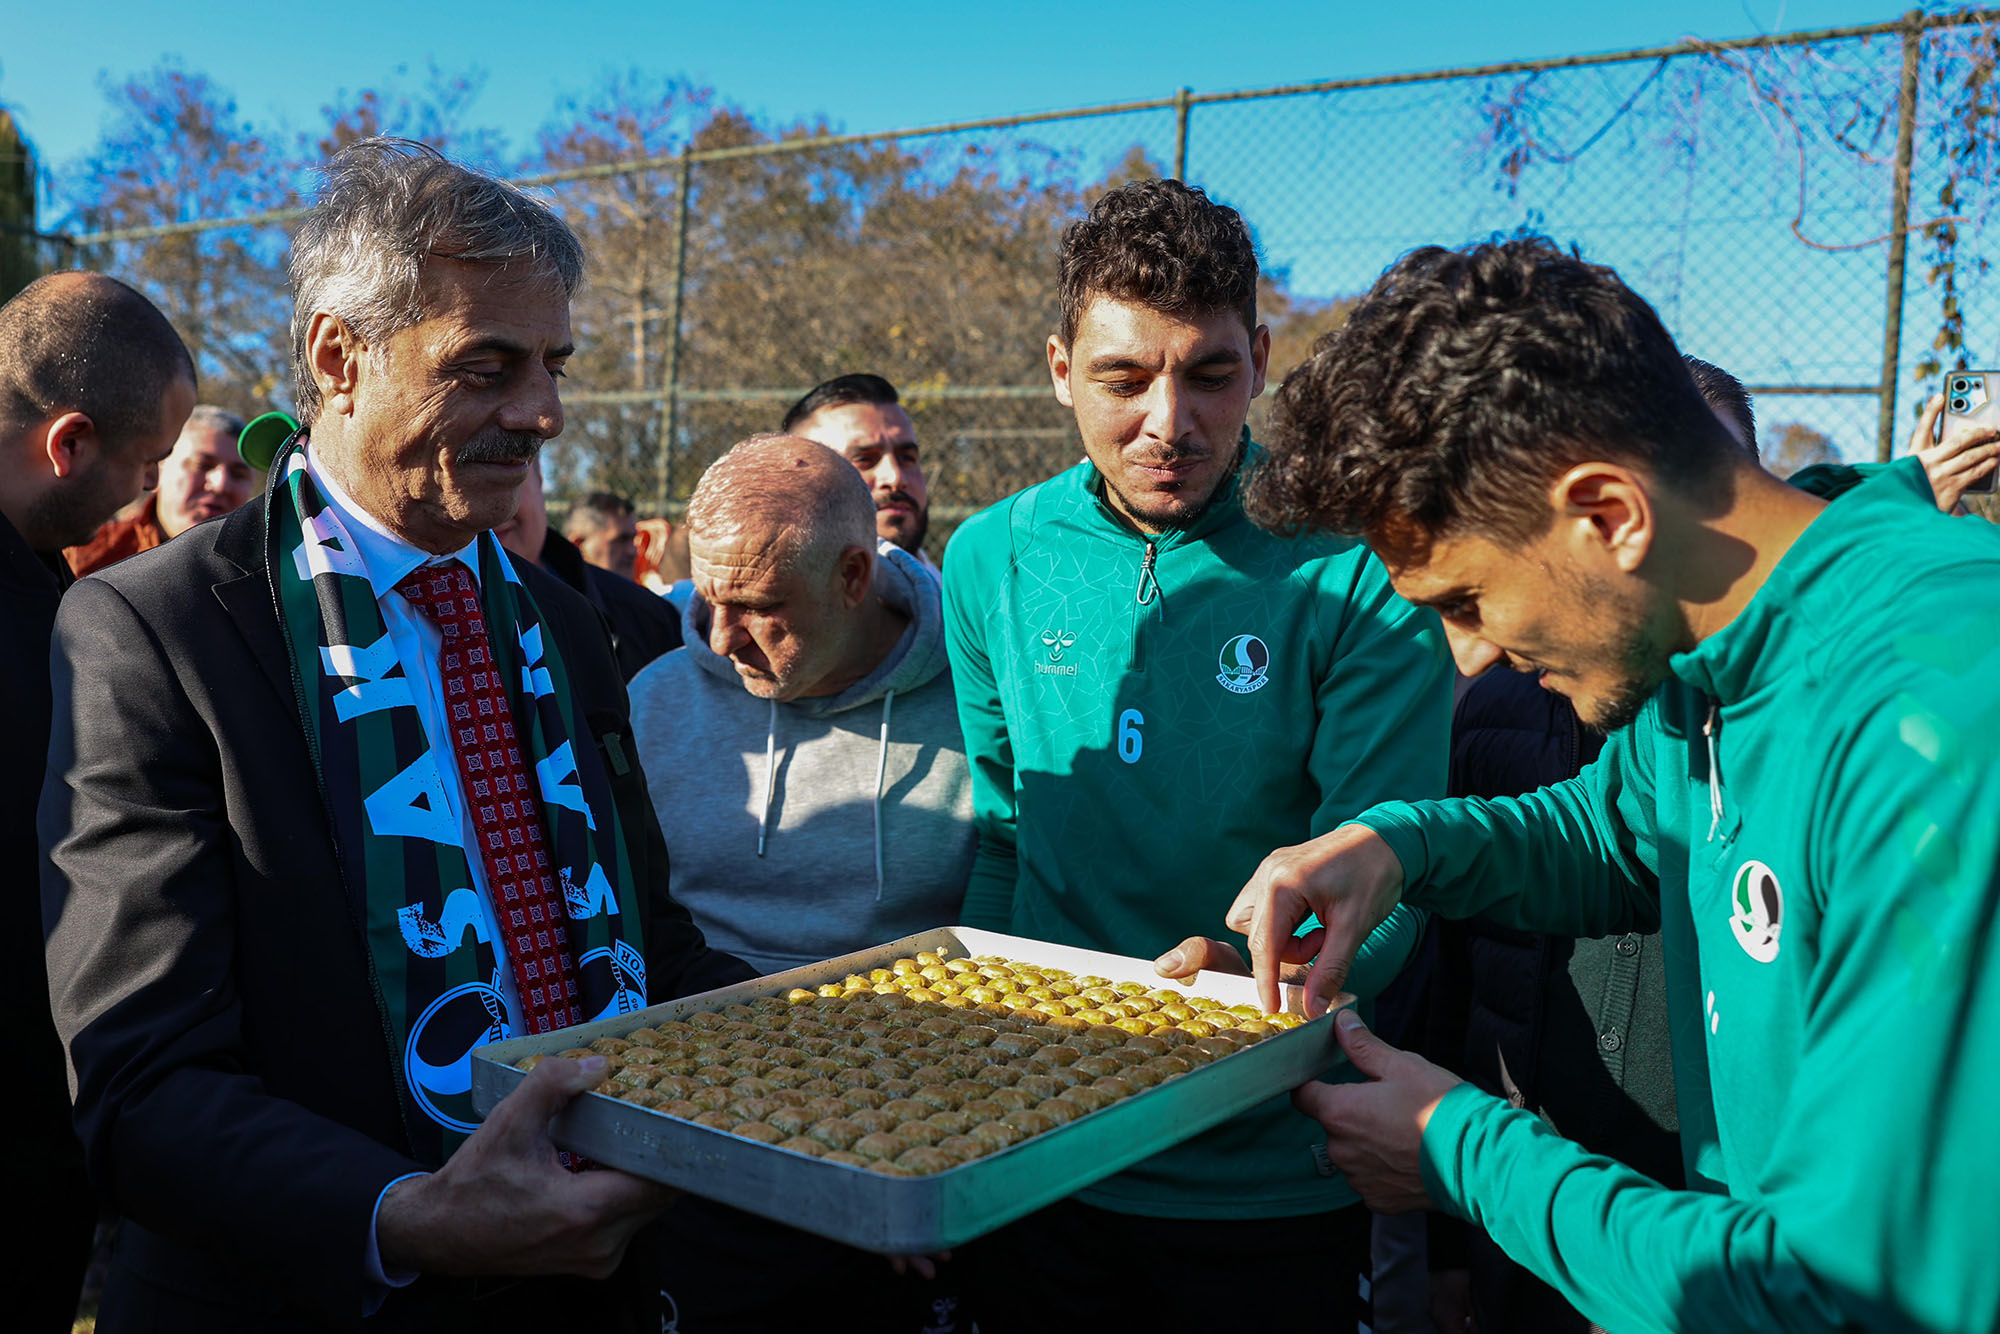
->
left=307, top=451, right=524, bottom=1302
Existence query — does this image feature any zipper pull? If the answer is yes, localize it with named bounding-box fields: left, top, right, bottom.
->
left=1135, top=540, right=1159, bottom=606
left=1702, top=703, right=1724, bottom=843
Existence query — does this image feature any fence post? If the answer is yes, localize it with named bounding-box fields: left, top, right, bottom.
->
left=1876, top=10, right=1925, bottom=462
left=655, top=148, right=694, bottom=515
left=1171, top=87, right=1193, bottom=180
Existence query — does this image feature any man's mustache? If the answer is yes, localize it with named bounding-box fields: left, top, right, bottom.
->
left=876, top=490, right=921, bottom=511
left=455, top=430, right=543, bottom=466
left=1128, top=447, right=1209, bottom=467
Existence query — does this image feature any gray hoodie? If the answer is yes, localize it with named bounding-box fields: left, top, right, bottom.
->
left=628, top=542, right=975, bottom=978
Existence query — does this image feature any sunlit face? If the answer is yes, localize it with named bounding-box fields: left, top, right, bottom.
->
left=319, top=259, right=572, bottom=554
left=576, top=513, right=638, bottom=579
left=1385, top=524, right=1683, bottom=734
left=1049, top=296, right=1269, bottom=533
left=691, top=527, right=853, bottom=701
left=155, top=418, right=258, bottom=539
left=795, top=401, right=928, bottom=554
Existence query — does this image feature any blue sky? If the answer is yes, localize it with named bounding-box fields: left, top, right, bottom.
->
left=3, top=1, right=1906, bottom=175
left=1, top=1, right=1952, bottom=459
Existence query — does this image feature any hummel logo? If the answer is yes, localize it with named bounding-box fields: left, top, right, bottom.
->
left=1040, top=629, right=1078, bottom=662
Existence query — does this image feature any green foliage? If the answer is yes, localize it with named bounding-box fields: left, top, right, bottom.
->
left=0, top=108, right=38, bottom=303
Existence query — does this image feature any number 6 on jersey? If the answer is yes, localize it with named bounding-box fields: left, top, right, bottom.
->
left=1117, top=708, right=1144, bottom=764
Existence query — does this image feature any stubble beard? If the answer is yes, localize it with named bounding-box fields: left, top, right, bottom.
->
left=883, top=504, right=929, bottom=557
left=1102, top=432, right=1245, bottom=533
left=1577, top=606, right=1688, bottom=735
left=28, top=467, right=128, bottom=550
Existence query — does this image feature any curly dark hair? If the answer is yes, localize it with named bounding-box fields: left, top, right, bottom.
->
left=1248, top=235, right=1740, bottom=546
left=1058, top=179, right=1259, bottom=346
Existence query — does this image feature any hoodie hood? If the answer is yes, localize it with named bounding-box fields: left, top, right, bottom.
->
left=679, top=539, right=948, bottom=715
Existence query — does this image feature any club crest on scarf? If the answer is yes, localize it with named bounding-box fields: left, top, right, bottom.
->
left=271, top=445, right=647, bottom=1159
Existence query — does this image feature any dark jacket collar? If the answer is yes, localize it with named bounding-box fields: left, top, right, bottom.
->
left=537, top=529, right=597, bottom=606
left=0, top=505, right=74, bottom=596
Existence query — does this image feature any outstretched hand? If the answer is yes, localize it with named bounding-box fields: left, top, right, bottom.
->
left=377, top=1055, right=677, bottom=1278
left=1293, top=1009, right=1461, bottom=1215
left=1152, top=934, right=1314, bottom=986
left=1221, top=823, right=1407, bottom=1016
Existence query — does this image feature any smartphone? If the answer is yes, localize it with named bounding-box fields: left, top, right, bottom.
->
left=1943, top=371, right=2000, bottom=494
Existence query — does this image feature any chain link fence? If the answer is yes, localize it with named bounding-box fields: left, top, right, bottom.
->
left=48, top=10, right=2000, bottom=554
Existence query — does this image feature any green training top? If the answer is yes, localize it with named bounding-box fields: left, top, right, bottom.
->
left=1360, top=459, right=2000, bottom=1332
left=943, top=444, right=1451, bottom=1218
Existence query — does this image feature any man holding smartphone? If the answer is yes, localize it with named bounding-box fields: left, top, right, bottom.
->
left=1212, top=234, right=2000, bottom=1333
left=1788, top=391, right=2000, bottom=514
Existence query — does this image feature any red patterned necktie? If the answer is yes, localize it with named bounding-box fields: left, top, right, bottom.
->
left=395, top=559, right=585, bottom=1037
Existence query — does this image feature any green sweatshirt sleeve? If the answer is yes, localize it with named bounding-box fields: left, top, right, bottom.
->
left=1358, top=707, right=1663, bottom=938
left=1420, top=688, right=2000, bottom=1332
left=941, top=515, right=1019, bottom=930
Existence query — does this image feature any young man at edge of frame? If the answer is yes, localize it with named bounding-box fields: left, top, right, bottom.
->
left=1201, top=234, right=2000, bottom=1334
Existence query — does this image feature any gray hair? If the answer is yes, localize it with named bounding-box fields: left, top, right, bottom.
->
left=184, top=403, right=246, bottom=439
left=688, top=434, right=878, bottom=579
left=288, top=137, right=585, bottom=424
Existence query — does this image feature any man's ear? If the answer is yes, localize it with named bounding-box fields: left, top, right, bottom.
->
left=1047, top=334, right=1075, bottom=410
left=836, top=543, right=875, bottom=610
left=1248, top=323, right=1272, bottom=399
left=42, top=412, right=99, bottom=480
left=1550, top=462, right=1654, bottom=574
left=307, top=312, right=366, bottom=418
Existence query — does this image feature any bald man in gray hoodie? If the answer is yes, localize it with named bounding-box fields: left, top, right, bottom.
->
left=629, top=434, right=974, bottom=1330
left=630, top=432, right=974, bottom=974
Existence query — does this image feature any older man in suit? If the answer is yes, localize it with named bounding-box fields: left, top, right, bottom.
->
left=41, top=138, right=748, bottom=1333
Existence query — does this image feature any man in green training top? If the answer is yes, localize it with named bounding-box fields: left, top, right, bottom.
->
left=1218, top=235, right=2000, bottom=1333
left=943, top=178, right=1451, bottom=1331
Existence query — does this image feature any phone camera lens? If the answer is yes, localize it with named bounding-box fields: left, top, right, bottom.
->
left=1952, top=397, right=1971, bottom=412
left=1951, top=377, right=1971, bottom=392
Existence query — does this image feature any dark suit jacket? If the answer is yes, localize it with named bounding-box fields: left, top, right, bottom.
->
left=2, top=507, right=94, bottom=1333
left=39, top=494, right=750, bottom=1333
left=536, top=528, right=681, bottom=682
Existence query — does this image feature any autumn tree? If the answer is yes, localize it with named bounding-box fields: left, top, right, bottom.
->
left=1, top=108, right=39, bottom=302
left=1764, top=422, right=1842, bottom=473
left=64, top=63, right=291, bottom=413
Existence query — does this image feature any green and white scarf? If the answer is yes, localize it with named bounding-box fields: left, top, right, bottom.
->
left=268, top=438, right=648, bottom=1161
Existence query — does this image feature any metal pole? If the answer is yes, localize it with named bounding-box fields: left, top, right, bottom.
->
left=1172, top=87, right=1192, bottom=181
left=1877, top=10, right=1924, bottom=463
left=655, top=149, right=693, bottom=516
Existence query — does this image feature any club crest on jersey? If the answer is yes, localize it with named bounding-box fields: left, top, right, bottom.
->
left=1216, top=634, right=1271, bottom=694
left=1728, top=859, right=1784, bottom=963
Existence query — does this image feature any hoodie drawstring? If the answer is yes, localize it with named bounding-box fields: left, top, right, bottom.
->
left=873, top=689, right=895, bottom=900
left=757, top=696, right=778, bottom=857
left=1703, top=702, right=1724, bottom=843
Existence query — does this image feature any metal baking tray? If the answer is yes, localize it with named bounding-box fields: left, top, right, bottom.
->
left=471, top=926, right=1352, bottom=1253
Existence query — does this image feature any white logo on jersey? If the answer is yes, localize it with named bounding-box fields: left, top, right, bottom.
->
left=1728, top=859, right=1784, bottom=963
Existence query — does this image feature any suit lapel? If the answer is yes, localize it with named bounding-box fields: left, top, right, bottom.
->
left=210, top=497, right=298, bottom=716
